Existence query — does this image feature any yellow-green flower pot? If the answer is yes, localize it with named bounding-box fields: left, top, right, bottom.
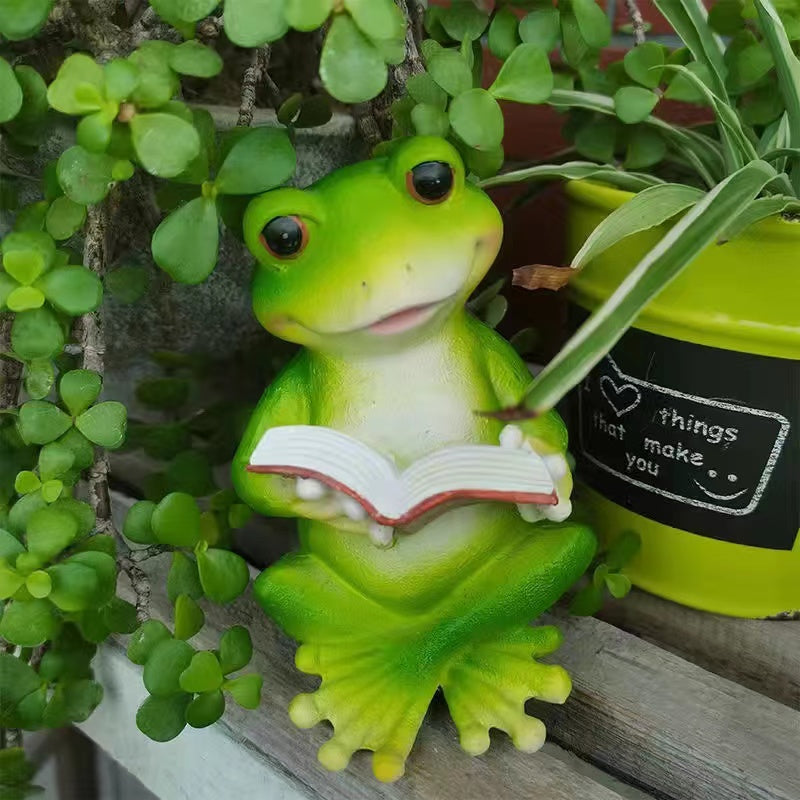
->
left=565, top=179, right=800, bottom=618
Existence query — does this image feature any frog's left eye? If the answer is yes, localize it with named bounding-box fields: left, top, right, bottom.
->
left=407, top=161, right=454, bottom=205
left=260, top=215, right=308, bottom=258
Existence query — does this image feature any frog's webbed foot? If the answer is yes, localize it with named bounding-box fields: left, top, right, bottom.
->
left=290, top=633, right=439, bottom=782
left=441, top=625, right=570, bottom=755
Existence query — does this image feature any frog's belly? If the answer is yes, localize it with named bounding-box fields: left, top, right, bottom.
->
left=305, top=354, right=517, bottom=609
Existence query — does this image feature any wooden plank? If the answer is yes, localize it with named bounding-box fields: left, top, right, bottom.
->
left=89, top=512, right=652, bottom=800
left=597, top=589, right=800, bottom=709
left=539, top=608, right=800, bottom=800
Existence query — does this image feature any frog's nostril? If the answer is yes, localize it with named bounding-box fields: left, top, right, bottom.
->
left=405, top=263, right=413, bottom=273
left=361, top=281, right=368, bottom=289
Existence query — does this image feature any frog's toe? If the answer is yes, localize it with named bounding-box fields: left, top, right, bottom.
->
left=442, top=624, right=571, bottom=757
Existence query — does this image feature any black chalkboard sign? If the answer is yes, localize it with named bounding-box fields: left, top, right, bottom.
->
left=566, top=314, right=799, bottom=550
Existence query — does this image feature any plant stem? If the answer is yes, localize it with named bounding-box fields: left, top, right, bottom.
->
left=0, top=317, right=22, bottom=410
left=623, top=0, right=647, bottom=45
left=238, top=46, right=271, bottom=127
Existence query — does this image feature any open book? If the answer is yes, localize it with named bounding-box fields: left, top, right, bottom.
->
left=247, top=425, right=557, bottom=526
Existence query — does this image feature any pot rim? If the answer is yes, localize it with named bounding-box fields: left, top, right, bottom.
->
left=565, top=178, right=800, bottom=240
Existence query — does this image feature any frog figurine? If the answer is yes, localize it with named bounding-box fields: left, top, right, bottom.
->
left=232, top=137, right=596, bottom=782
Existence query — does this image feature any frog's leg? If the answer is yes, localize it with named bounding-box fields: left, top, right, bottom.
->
left=255, top=547, right=441, bottom=783
left=255, top=519, right=595, bottom=783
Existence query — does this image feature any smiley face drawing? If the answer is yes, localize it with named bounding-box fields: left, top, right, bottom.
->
left=693, top=469, right=749, bottom=503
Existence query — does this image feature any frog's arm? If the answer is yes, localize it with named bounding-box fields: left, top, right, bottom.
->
left=472, top=319, right=568, bottom=456
left=232, top=353, right=375, bottom=534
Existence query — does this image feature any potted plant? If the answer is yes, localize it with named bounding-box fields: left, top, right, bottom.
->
left=480, top=0, right=800, bottom=618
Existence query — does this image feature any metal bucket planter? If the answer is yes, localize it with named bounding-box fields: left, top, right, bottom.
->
left=565, top=179, right=800, bottom=618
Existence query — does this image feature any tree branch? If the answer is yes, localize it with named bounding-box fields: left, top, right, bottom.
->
left=623, top=0, right=647, bottom=45
left=0, top=317, right=22, bottom=411
left=238, top=46, right=269, bottom=127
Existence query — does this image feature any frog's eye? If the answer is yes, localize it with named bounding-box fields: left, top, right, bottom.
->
left=407, top=161, right=454, bottom=205
left=259, top=215, right=308, bottom=258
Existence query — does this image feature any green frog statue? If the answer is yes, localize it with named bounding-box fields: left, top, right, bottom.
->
left=232, top=136, right=596, bottom=782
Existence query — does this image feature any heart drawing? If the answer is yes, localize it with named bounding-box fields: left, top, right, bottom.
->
left=600, top=375, right=642, bottom=417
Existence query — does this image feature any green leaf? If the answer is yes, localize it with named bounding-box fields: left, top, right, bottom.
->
left=624, top=42, right=665, bottom=88
left=185, top=689, right=225, bottom=728
left=165, top=450, right=215, bottom=496
left=123, top=500, right=158, bottom=545
left=0, top=57, right=23, bottom=123
left=488, top=8, right=521, bottom=60
left=170, top=40, right=224, bottom=78
left=571, top=183, right=704, bottom=269
left=219, top=625, right=252, bottom=673
left=75, top=401, right=127, bottom=449
left=151, top=492, right=202, bottom=548
left=0, top=598, right=58, bottom=646
left=144, top=638, right=195, bottom=696
left=215, top=127, right=296, bottom=195
left=320, top=13, right=387, bottom=103
left=45, top=198, right=87, bottom=242
left=103, top=59, right=140, bottom=103
left=47, top=561, right=100, bottom=611
left=7, top=492, right=47, bottom=539
left=76, top=109, right=115, bottom=153
left=604, top=572, right=632, bottom=599
left=753, top=0, right=800, bottom=193
left=24, top=359, right=55, bottom=401
left=411, top=103, right=450, bottom=137
left=180, top=650, right=223, bottom=693
left=0, top=562, right=25, bottom=599
left=174, top=593, right=205, bottom=640
left=40, top=478, right=63, bottom=503
left=519, top=8, right=561, bottom=52
left=167, top=551, right=204, bottom=602
left=604, top=530, right=642, bottom=571
left=136, top=693, right=191, bottom=742
left=18, top=400, right=72, bottom=445
left=435, top=0, right=488, bottom=40
left=625, top=127, right=668, bottom=169
left=0, top=653, right=43, bottom=724
left=101, top=596, right=138, bottom=633
left=0, top=0, right=55, bottom=40
left=39, top=442, right=75, bottom=480
left=152, top=197, right=219, bottom=284
left=572, top=0, right=611, bottom=49
left=519, top=161, right=776, bottom=415
left=127, top=619, right=172, bottom=665
left=7, top=286, right=44, bottom=312
left=407, top=73, right=448, bottom=110
left=46, top=53, right=105, bottom=115
left=223, top=0, right=288, bottom=46
left=489, top=43, right=553, bottom=104
left=130, top=113, right=201, bottom=179
left=37, top=266, right=102, bottom=316
left=286, top=0, right=332, bottom=31
left=105, top=264, right=149, bottom=304
left=5, top=65, right=49, bottom=146
left=569, top=583, right=604, bottom=616
left=223, top=673, right=262, bottom=709
left=136, top=377, right=190, bottom=410
left=449, top=88, right=504, bottom=151
left=0, top=530, right=25, bottom=560
left=26, top=569, right=52, bottom=599
left=57, top=146, right=117, bottom=205
left=11, top=308, right=64, bottom=361
left=719, top=195, right=800, bottom=242
left=56, top=429, right=95, bottom=472
left=428, top=48, right=473, bottom=97
left=4, top=251, right=44, bottom=286
left=59, top=369, right=102, bottom=416
left=197, top=547, right=249, bottom=604
left=614, top=86, right=659, bottom=124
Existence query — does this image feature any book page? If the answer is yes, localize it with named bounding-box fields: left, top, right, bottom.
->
left=402, top=445, right=555, bottom=509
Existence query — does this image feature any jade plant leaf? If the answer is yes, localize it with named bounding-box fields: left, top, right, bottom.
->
left=127, top=619, right=172, bottom=665
left=215, top=128, right=296, bottom=195
left=169, top=41, right=224, bottom=78
left=123, top=500, right=158, bottom=545
left=57, top=147, right=118, bottom=205
left=0, top=57, right=23, bottom=123
left=489, top=43, right=553, bottom=104
left=26, top=506, right=79, bottom=560
left=47, top=54, right=105, bottom=115
left=151, top=492, right=202, bottom=548
left=0, top=0, right=55, bottom=40
left=45, top=197, right=87, bottom=242
left=152, top=196, right=219, bottom=284
left=196, top=547, right=249, bottom=603
left=427, top=48, right=473, bottom=97
left=59, top=369, right=102, bottom=416
left=0, top=599, right=58, bottom=647
left=320, top=13, right=388, bottom=103
left=614, top=86, right=660, bottom=124
left=624, top=42, right=666, bottom=88
left=218, top=625, right=253, bottom=673
left=143, top=638, right=195, bottom=696
left=136, top=693, right=192, bottom=741
left=224, top=0, right=288, bottom=47
left=286, top=0, right=332, bottom=30
left=167, top=551, right=204, bottom=602
left=223, top=673, right=262, bottom=709
left=519, top=8, right=561, bottom=51
left=185, top=689, right=225, bottom=728
left=448, top=88, right=504, bottom=151
left=173, top=593, right=205, bottom=640
left=130, top=113, right=201, bottom=178
left=11, top=308, right=65, bottom=360
left=488, top=7, right=521, bottom=59
left=179, top=651, right=223, bottom=693
left=344, top=0, right=404, bottom=41
left=18, top=400, right=72, bottom=445
left=38, top=266, right=103, bottom=315
left=75, top=401, right=127, bottom=449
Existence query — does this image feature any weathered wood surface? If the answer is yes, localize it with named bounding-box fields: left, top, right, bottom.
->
left=598, top=589, right=800, bottom=710
left=540, top=607, right=800, bottom=800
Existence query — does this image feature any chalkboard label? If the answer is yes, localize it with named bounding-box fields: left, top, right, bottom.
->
left=567, top=318, right=799, bottom=550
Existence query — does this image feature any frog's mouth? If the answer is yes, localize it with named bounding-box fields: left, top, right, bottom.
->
left=365, top=297, right=450, bottom=335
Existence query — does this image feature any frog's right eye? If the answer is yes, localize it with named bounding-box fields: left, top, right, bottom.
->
left=260, top=215, right=308, bottom=258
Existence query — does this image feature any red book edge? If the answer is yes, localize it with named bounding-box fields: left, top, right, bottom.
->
left=246, top=464, right=558, bottom=526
